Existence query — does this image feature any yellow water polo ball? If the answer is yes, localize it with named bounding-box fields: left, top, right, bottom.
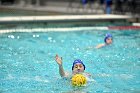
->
left=71, top=74, right=87, bottom=87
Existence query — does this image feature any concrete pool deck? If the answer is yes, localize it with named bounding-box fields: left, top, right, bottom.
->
left=0, top=14, right=139, bottom=34
left=0, top=14, right=133, bottom=23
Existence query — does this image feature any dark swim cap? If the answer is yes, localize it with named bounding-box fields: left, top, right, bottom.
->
left=72, top=59, right=85, bottom=70
left=104, top=33, right=113, bottom=43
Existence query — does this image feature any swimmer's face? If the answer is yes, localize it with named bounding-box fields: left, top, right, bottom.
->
left=72, top=63, right=84, bottom=74
left=106, top=37, right=112, bottom=44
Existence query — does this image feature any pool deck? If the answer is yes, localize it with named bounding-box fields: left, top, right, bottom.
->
left=0, top=14, right=139, bottom=34
left=0, top=14, right=132, bottom=23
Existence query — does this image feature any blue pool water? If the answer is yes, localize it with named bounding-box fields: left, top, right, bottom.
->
left=0, top=28, right=140, bottom=93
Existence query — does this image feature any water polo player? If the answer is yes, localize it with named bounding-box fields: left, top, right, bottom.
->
left=55, top=54, right=91, bottom=77
left=96, top=33, right=113, bottom=48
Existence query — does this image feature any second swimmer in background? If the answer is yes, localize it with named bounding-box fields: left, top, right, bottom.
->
left=86, top=33, right=113, bottom=49
left=96, top=33, right=113, bottom=49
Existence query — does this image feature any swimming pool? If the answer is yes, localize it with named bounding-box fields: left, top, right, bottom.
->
left=0, top=28, right=140, bottom=93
